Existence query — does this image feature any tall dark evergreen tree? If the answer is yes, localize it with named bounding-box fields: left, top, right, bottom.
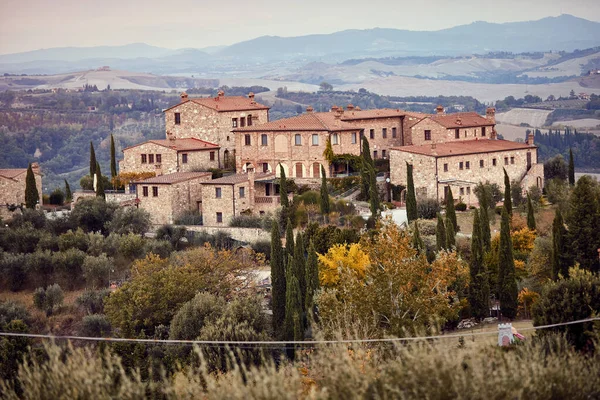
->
left=406, top=162, right=418, bottom=223
left=319, top=165, right=330, bottom=215
left=293, top=232, right=306, bottom=314
left=279, top=165, right=289, bottom=208
left=95, top=162, right=105, bottom=199
left=479, top=193, right=492, bottom=252
left=64, top=180, right=72, bottom=203
left=503, top=168, right=512, bottom=215
left=551, top=209, right=569, bottom=279
left=411, top=221, right=425, bottom=254
left=526, top=193, right=536, bottom=231
left=445, top=187, right=458, bottom=232
left=110, top=134, right=117, bottom=180
left=498, top=207, right=518, bottom=319
left=445, top=214, right=456, bottom=249
left=368, top=169, right=380, bottom=217
left=89, top=142, right=97, bottom=177
left=436, top=213, right=447, bottom=251
left=469, top=209, right=490, bottom=319
left=24, top=163, right=39, bottom=209
left=360, top=136, right=373, bottom=201
left=565, top=175, right=600, bottom=273
left=285, top=218, right=294, bottom=264
left=284, top=259, right=303, bottom=344
left=304, top=240, right=319, bottom=322
left=568, top=148, right=575, bottom=186
left=270, top=221, right=286, bottom=337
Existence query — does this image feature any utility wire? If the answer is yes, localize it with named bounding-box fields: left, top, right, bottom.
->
left=0, top=317, right=597, bottom=347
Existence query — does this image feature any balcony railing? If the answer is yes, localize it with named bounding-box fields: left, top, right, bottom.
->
left=255, top=196, right=281, bottom=204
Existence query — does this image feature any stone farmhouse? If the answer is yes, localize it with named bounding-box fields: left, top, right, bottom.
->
left=389, top=133, right=544, bottom=205
left=163, top=91, right=270, bottom=168
left=234, top=105, right=426, bottom=182
left=135, top=171, right=212, bottom=225
left=120, top=138, right=220, bottom=175
left=0, top=164, right=42, bottom=220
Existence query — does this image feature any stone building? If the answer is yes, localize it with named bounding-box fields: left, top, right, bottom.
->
left=408, top=106, right=496, bottom=146
left=120, top=138, right=220, bottom=175
left=135, top=171, right=212, bottom=225
left=200, top=169, right=279, bottom=226
left=163, top=91, right=270, bottom=167
left=0, top=164, right=42, bottom=220
left=389, top=134, right=544, bottom=205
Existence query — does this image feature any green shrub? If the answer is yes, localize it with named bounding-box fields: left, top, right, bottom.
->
left=229, top=215, right=262, bottom=228
left=25, top=250, right=55, bottom=287
left=53, top=248, right=86, bottom=289
left=76, top=290, right=110, bottom=314
left=36, top=232, right=60, bottom=252
left=7, top=209, right=47, bottom=230
left=0, top=300, right=31, bottom=326
left=0, top=253, right=27, bottom=291
left=106, top=207, right=151, bottom=235
left=155, top=225, right=187, bottom=250
left=80, top=314, right=112, bottom=337
left=70, top=197, right=118, bottom=234
left=82, top=254, right=113, bottom=288
left=174, top=210, right=203, bottom=225
left=33, top=284, right=64, bottom=316
left=58, top=229, right=90, bottom=252
left=169, top=292, right=226, bottom=340
left=417, top=198, right=440, bottom=219
left=251, top=241, right=271, bottom=261
left=455, top=201, right=467, bottom=211
left=118, top=233, right=146, bottom=259
left=143, top=239, right=173, bottom=259
left=294, top=190, right=319, bottom=205
left=48, top=188, right=65, bottom=206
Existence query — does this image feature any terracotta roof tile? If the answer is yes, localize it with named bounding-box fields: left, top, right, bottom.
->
left=136, top=172, right=212, bottom=185
left=391, top=139, right=535, bottom=157
left=201, top=172, right=275, bottom=185
left=164, top=96, right=269, bottom=113
left=427, top=112, right=492, bottom=129
left=234, top=112, right=357, bottom=132
left=340, top=108, right=408, bottom=120
left=123, top=138, right=219, bottom=152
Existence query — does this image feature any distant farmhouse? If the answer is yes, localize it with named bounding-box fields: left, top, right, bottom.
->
left=116, top=91, right=543, bottom=226
left=0, top=164, right=42, bottom=220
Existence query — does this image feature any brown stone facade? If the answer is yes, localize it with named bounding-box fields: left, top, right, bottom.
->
left=135, top=172, right=212, bottom=225
left=0, top=166, right=42, bottom=220
left=120, top=141, right=220, bottom=175
left=410, top=118, right=495, bottom=146
left=389, top=140, right=543, bottom=205
left=164, top=96, right=269, bottom=166
left=343, top=116, right=404, bottom=159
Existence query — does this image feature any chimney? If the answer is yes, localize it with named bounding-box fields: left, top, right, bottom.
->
left=217, top=90, right=225, bottom=97
left=180, top=92, right=188, bottom=102
left=334, top=108, right=343, bottom=119
left=330, top=105, right=339, bottom=113
left=456, top=116, right=462, bottom=125
left=347, top=103, right=355, bottom=111
left=355, top=106, right=361, bottom=111
left=527, top=132, right=534, bottom=145
left=166, top=131, right=175, bottom=141
left=436, top=105, right=444, bottom=114
left=306, top=105, right=314, bottom=113
left=491, top=127, right=498, bottom=140
left=31, top=162, right=40, bottom=174
left=486, top=107, right=496, bottom=123
left=247, top=163, right=255, bottom=209
left=248, top=92, right=256, bottom=105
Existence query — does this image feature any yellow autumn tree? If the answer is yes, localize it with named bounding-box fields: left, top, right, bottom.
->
left=315, top=222, right=469, bottom=339
left=318, top=243, right=370, bottom=288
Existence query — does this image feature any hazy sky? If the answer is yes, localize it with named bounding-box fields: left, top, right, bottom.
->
left=1, top=0, right=599, bottom=55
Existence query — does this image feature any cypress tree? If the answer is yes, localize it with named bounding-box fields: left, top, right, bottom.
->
left=270, top=220, right=286, bottom=337
left=285, top=218, right=294, bottom=264
left=293, top=232, right=306, bottom=313
left=498, top=207, right=518, bottom=319
left=568, top=148, right=575, bottom=186
left=436, top=213, right=447, bottom=251
left=90, top=142, right=97, bottom=177
left=368, top=168, right=380, bottom=218
left=304, top=240, right=319, bottom=322
left=469, top=209, right=490, bottom=319
left=526, top=193, right=536, bottom=231
left=24, top=163, right=39, bottom=209
left=64, top=180, right=72, bottom=203
left=110, top=134, right=117, bottom=180
left=360, top=136, right=373, bottom=201
left=479, top=193, right=492, bottom=252
left=319, top=165, right=330, bottom=215
left=411, top=221, right=425, bottom=254
left=95, top=162, right=105, bottom=199
left=406, top=162, right=418, bottom=223
left=445, top=187, right=458, bottom=232
left=565, top=175, right=600, bottom=273
left=551, top=209, right=568, bottom=279
left=503, top=168, right=512, bottom=215
left=279, top=165, right=289, bottom=208
left=445, top=214, right=456, bottom=249
left=284, top=259, right=303, bottom=343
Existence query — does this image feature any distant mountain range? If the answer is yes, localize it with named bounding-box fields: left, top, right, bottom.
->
left=1, top=14, right=599, bottom=75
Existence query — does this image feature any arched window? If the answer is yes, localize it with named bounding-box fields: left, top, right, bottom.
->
left=295, top=163, right=304, bottom=178
left=313, top=162, right=322, bottom=178
left=223, top=149, right=230, bottom=168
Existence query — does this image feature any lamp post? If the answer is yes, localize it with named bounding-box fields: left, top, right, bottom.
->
left=385, top=177, right=391, bottom=202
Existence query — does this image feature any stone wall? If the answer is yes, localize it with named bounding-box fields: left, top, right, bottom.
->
left=120, top=142, right=219, bottom=175
left=0, top=172, right=42, bottom=220
left=235, top=129, right=361, bottom=180
left=390, top=146, right=542, bottom=205
left=346, top=116, right=404, bottom=158
left=410, top=118, right=494, bottom=146
left=164, top=101, right=269, bottom=162
left=185, top=226, right=271, bottom=244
